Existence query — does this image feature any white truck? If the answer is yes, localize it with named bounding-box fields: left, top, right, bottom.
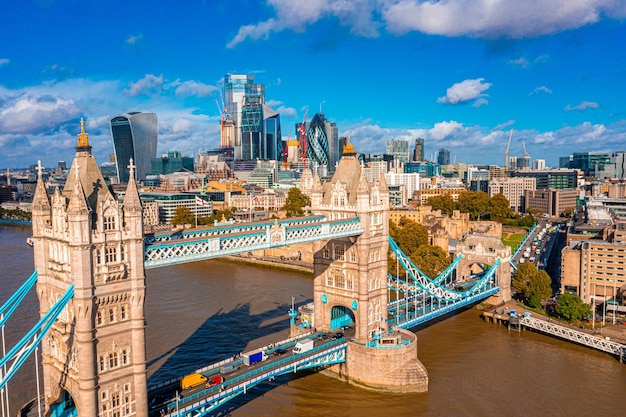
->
left=292, top=338, right=314, bottom=354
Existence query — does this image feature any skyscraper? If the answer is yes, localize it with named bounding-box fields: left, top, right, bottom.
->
left=224, top=74, right=264, bottom=151
left=413, top=138, right=424, bottom=162
left=437, top=148, right=450, bottom=165
left=110, top=112, right=157, bottom=183
left=304, top=113, right=338, bottom=170
left=386, top=139, right=409, bottom=165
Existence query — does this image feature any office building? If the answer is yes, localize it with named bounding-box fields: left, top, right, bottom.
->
left=239, top=95, right=282, bottom=161
left=224, top=74, right=264, bottom=150
left=413, top=138, right=425, bottom=162
left=150, top=151, right=194, bottom=175
left=437, top=148, right=450, bottom=166
left=559, top=151, right=615, bottom=177
left=386, top=139, right=410, bottom=165
left=110, top=112, right=158, bottom=183
left=511, top=169, right=578, bottom=190
left=488, top=177, right=536, bottom=213
left=301, top=113, right=338, bottom=170
left=524, top=188, right=579, bottom=218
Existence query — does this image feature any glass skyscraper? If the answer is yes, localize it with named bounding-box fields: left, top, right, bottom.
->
left=110, top=112, right=157, bottom=183
left=303, top=113, right=338, bottom=170
left=224, top=74, right=264, bottom=149
left=386, top=139, right=410, bottom=165
left=437, top=148, right=450, bottom=165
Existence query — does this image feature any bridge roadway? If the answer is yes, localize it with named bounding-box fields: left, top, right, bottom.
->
left=148, top=329, right=354, bottom=416
left=144, top=215, right=364, bottom=269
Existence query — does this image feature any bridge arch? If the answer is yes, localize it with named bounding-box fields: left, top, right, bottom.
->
left=456, top=235, right=511, bottom=303
left=329, top=304, right=356, bottom=330
left=49, top=389, right=77, bottom=417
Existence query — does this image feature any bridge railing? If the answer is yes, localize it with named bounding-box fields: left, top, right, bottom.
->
left=147, top=331, right=313, bottom=393
left=167, top=339, right=348, bottom=414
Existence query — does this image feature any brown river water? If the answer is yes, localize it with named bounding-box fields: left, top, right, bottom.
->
left=2, top=225, right=625, bottom=416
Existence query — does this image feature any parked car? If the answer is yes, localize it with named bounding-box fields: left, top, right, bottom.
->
left=332, top=332, right=344, bottom=340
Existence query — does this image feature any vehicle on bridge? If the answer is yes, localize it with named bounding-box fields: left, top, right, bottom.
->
left=205, top=375, right=224, bottom=388
left=180, top=373, right=208, bottom=390
left=243, top=350, right=268, bottom=366
left=292, top=338, right=315, bottom=354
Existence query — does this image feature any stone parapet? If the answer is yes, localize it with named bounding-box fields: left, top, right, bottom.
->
left=324, top=328, right=428, bottom=393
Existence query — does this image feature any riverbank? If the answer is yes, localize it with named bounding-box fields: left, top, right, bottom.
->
left=220, top=254, right=313, bottom=275
left=483, top=299, right=626, bottom=346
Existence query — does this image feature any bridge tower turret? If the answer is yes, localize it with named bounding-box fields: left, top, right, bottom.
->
left=310, top=137, right=390, bottom=343
left=32, top=119, right=148, bottom=417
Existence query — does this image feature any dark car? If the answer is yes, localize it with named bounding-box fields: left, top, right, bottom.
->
left=317, top=333, right=329, bottom=340
left=205, top=375, right=224, bottom=388
left=332, top=332, right=344, bottom=340
left=273, top=348, right=287, bottom=356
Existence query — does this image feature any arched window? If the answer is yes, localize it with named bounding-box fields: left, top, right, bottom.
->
left=121, top=349, right=128, bottom=365
left=104, top=215, right=116, bottom=231
left=99, top=356, right=105, bottom=371
left=109, top=352, right=118, bottom=368
left=120, top=305, right=126, bottom=320
left=334, top=245, right=345, bottom=261
left=109, top=308, right=115, bottom=322
left=97, top=311, right=102, bottom=325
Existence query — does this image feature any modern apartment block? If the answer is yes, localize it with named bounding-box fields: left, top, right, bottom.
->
left=524, top=188, right=580, bottom=218
left=488, top=177, right=536, bottom=213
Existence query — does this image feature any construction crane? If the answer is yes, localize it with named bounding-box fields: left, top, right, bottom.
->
left=505, top=129, right=513, bottom=171
left=522, top=139, right=529, bottom=157
left=215, top=92, right=231, bottom=157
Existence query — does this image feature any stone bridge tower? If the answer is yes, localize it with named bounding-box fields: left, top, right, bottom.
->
left=309, top=140, right=390, bottom=342
left=32, top=120, right=148, bottom=416
left=456, top=234, right=512, bottom=304
left=307, top=140, right=429, bottom=393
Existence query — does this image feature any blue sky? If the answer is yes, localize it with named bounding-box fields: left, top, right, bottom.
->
left=1, top=0, right=625, bottom=169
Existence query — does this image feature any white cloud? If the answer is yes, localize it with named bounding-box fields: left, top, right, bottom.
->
left=174, top=81, right=218, bottom=97
left=437, top=78, right=491, bottom=105
left=382, top=0, right=624, bottom=38
left=564, top=101, right=600, bottom=111
left=0, top=94, right=79, bottom=134
left=472, top=98, right=489, bottom=108
left=0, top=58, right=9, bottom=66
left=228, top=1, right=626, bottom=47
left=509, top=57, right=529, bottom=68
left=530, top=86, right=552, bottom=95
left=126, top=34, right=143, bottom=45
left=125, top=74, right=164, bottom=97
left=227, top=0, right=379, bottom=48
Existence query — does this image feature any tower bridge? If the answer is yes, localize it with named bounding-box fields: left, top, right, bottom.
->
left=1, top=123, right=513, bottom=416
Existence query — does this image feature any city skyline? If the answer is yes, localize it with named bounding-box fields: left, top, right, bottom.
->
left=1, top=1, right=625, bottom=168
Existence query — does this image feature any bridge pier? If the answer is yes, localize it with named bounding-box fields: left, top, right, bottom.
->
left=323, top=329, right=428, bottom=393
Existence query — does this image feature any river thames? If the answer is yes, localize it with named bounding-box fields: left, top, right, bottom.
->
left=2, top=225, right=625, bottom=416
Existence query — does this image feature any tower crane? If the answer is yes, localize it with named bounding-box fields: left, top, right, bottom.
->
left=522, top=139, right=529, bottom=157
left=505, top=129, right=513, bottom=171
left=215, top=92, right=231, bottom=157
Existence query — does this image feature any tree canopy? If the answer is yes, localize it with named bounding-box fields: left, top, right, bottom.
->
left=555, top=293, right=591, bottom=321
left=171, top=206, right=194, bottom=226
left=426, top=191, right=513, bottom=221
left=282, top=187, right=311, bottom=217
left=512, top=262, right=553, bottom=308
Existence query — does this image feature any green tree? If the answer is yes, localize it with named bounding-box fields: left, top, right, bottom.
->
left=282, top=187, right=311, bottom=217
left=457, top=191, right=490, bottom=220
left=555, top=293, right=591, bottom=321
left=390, top=217, right=428, bottom=256
left=171, top=206, right=194, bottom=226
left=512, top=262, right=552, bottom=306
left=426, top=195, right=456, bottom=216
left=411, top=245, right=451, bottom=278
left=488, top=193, right=512, bottom=219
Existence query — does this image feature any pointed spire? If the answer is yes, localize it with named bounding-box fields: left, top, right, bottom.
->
left=343, top=136, right=355, bottom=155
left=67, top=162, right=90, bottom=215
left=124, top=158, right=143, bottom=213
left=77, top=118, right=90, bottom=148
left=378, top=170, right=388, bottom=193
left=357, top=170, right=369, bottom=194
left=32, top=160, right=51, bottom=212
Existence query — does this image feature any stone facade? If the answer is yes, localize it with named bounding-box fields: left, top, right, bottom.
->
left=32, top=121, right=148, bottom=417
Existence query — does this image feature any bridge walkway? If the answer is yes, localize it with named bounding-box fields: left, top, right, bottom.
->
left=149, top=332, right=351, bottom=416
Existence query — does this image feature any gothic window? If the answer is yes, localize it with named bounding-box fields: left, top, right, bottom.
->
left=334, top=271, right=345, bottom=288
left=109, top=352, right=118, bottom=368
left=96, top=249, right=102, bottom=265
left=124, top=383, right=131, bottom=393
left=326, top=272, right=334, bottom=287
left=112, top=392, right=121, bottom=417
left=121, top=349, right=128, bottom=365
left=349, top=251, right=356, bottom=263
left=104, top=215, right=116, bottom=231
left=99, top=356, right=105, bottom=371
left=334, top=245, right=345, bottom=261
left=106, top=247, right=117, bottom=263
left=109, top=308, right=115, bottom=323
left=121, top=305, right=126, bottom=320
left=124, top=397, right=131, bottom=415
left=322, top=246, right=330, bottom=259
left=120, top=244, right=126, bottom=262
left=346, top=273, right=354, bottom=290
left=97, top=311, right=102, bottom=325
